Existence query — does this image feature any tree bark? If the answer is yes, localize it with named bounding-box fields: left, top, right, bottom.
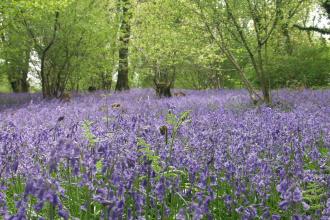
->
left=257, top=46, right=270, bottom=104
left=115, top=0, right=131, bottom=91
left=20, top=71, right=29, bottom=92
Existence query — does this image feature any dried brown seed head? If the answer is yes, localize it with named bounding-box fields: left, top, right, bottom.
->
left=111, top=103, right=121, bottom=108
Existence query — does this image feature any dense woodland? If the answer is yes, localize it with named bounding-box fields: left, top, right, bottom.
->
left=0, top=0, right=329, bottom=103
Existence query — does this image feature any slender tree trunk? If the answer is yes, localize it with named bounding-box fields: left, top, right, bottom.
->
left=9, top=73, right=29, bottom=93
left=9, top=81, right=19, bottom=93
left=223, top=47, right=262, bottom=103
left=116, top=0, right=131, bottom=91
left=9, top=77, right=29, bottom=93
left=20, top=48, right=30, bottom=92
left=20, top=71, right=29, bottom=93
left=40, top=54, right=48, bottom=98
left=257, top=46, right=270, bottom=104
left=282, top=23, right=293, bottom=55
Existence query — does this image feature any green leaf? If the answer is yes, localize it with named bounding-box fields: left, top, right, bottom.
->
left=82, top=120, right=98, bottom=146
left=137, top=137, right=150, bottom=147
left=166, top=112, right=177, bottom=126
left=179, top=110, right=191, bottom=123
left=319, top=147, right=329, bottom=157
left=96, top=159, right=103, bottom=172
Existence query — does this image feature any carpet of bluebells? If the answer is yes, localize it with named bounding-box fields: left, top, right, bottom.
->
left=0, top=89, right=329, bottom=220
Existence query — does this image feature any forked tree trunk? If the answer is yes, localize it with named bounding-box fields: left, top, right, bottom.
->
left=154, top=81, right=172, bottom=98
left=153, top=64, right=175, bottom=98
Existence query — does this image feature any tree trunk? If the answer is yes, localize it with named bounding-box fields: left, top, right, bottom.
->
left=282, top=23, right=293, bottom=55
left=8, top=48, right=30, bottom=93
left=20, top=73, right=29, bottom=92
left=9, top=77, right=29, bottom=93
left=221, top=46, right=262, bottom=103
left=153, top=64, right=174, bottom=98
left=257, top=46, right=271, bottom=104
left=116, top=47, right=129, bottom=90
left=9, top=81, right=19, bottom=93
left=9, top=72, right=29, bottom=93
left=154, top=82, right=172, bottom=97
left=115, top=0, right=131, bottom=91
left=20, top=48, right=30, bottom=92
left=40, top=54, right=49, bottom=98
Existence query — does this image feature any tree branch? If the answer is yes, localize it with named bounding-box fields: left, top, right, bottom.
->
left=21, top=15, right=42, bottom=51
left=43, top=11, right=60, bottom=55
left=260, top=0, right=282, bottom=46
left=293, top=24, right=330, bottom=35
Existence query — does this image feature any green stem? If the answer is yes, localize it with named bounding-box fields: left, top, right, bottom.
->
left=49, top=203, right=55, bottom=220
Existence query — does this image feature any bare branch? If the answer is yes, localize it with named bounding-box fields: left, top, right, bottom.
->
left=260, top=0, right=282, bottom=46
left=293, top=24, right=330, bottom=35
left=43, top=11, right=60, bottom=55
left=288, top=0, right=305, bottom=19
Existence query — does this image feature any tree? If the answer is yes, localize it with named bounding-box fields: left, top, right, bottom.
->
left=183, top=0, right=320, bottom=104
left=224, top=0, right=284, bottom=104
left=22, top=11, right=60, bottom=98
left=293, top=0, right=330, bottom=35
left=115, top=0, right=132, bottom=91
left=0, top=0, right=31, bottom=92
left=0, top=21, right=31, bottom=92
left=131, top=0, right=231, bottom=95
left=183, top=0, right=262, bottom=103
left=277, top=0, right=306, bottom=55
left=0, top=0, right=328, bottom=95
left=12, top=0, right=113, bottom=97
